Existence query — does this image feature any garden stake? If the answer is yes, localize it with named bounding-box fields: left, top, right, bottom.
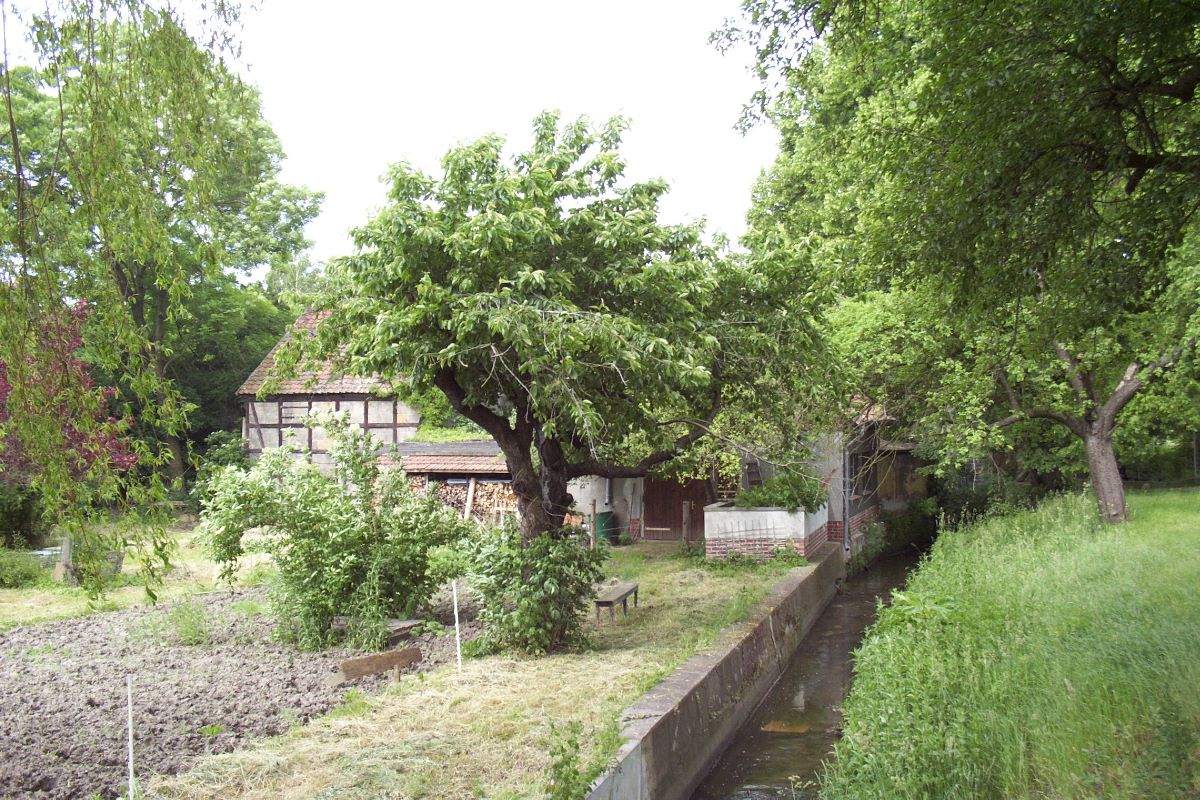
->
left=452, top=579, right=462, bottom=672
left=126, top=674, right=134, bottom=799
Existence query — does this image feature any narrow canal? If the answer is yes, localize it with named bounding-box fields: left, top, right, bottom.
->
left=691, top=552, right=918, bottom=800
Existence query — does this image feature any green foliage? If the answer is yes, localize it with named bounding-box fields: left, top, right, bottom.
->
left=135, top=596, right=215, bottom=646
left=733, top=470, right=826, bottom=513
left=846, top=521, right=886, bottom=575
left=425, top=541, right=473, bottom=588
left=0, top=2, right=319, bottom=591
left=823, top=491, right=1200, bottom=799
left=329, top=689, right=371, bottom=719
left=693, top=545, right=809, bottom=575
left=736, top=1, right=1200, bottom=521
left=165, top=279, right=293, bottom=447
left=163, top=598, right=213, bottom=647
left=201, top=415, right=473, bottom=650
left=0, top=484, right=47, bottom=548
left=470, top=524, right=608, bottom=654
left=198, top=723, right=225, bottom=737
left=289, top=111, right=833, bottom=539
left=0, top=549, right=45, bottom=588
left=878, top=502, right=937, bottom=552
left=189, top=430, right=251, bottom=510
left=544, top=722, right=591, bottom=800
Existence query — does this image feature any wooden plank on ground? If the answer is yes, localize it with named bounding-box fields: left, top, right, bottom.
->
left=326, top=648, right=422, bottom=687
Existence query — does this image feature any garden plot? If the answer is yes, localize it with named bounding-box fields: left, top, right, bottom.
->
left=0, top=589, right=478, bottom=800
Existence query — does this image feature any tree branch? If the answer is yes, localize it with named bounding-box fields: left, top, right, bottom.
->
left=996, top=370, right=1087, bottom=438
left=1053, top=342, right=1095, bottom=407
left=565, top=391, right=722, bottom=479
left=1098, top=335, right=1198, bottom=429
left=433, top=367, right=515, bottom=446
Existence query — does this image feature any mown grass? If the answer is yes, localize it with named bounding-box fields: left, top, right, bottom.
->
left=148, top=541, right=809, bottom=800
left=822, top=489, right=1200, bottom=800
left=0, top=523, right=272, bottom=631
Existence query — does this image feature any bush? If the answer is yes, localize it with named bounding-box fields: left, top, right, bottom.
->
left=734, top=470, right=827, bottom=513
left=0, top=484, right=48, bottom=549
left=0, top=549, right=44, bottom=588
left=190, top=430, right=250, bottom=511
left=201, top=415, right=474, bottom=650
left=470, top=524, right=607, bottom=654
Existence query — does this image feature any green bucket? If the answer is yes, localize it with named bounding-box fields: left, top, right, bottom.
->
left=595, top=510, right=618, bottom=544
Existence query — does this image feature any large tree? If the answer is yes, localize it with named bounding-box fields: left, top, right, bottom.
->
left=0, top=1, right=316, bottom=585
left=295, top=113, right=829, bottom=541
left=729, top=0, right=1200, bottom=522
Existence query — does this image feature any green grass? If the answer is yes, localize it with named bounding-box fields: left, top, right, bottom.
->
left=0, top=523, right=273, bottom=631
left=150, top=541, right=811, bottom=800
left=822, top=489, right=1200, bottom=800
left=408, top=424, right=490, bottom=443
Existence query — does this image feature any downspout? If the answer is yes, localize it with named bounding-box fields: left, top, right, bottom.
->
left=842, top=442, right=851, bottom=555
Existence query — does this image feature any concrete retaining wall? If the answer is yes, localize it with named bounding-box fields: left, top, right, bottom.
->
left=587, top=541, right=846, bottom=800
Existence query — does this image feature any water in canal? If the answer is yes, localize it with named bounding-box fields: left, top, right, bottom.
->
left=691, top=552, right=918, bottom=800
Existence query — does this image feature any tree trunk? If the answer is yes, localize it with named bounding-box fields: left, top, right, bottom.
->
left=504, top=447, right=572, bottom=544
left=1085, top=430, right=1127, bottom=523
left=165, top=433, right=187, bottom=488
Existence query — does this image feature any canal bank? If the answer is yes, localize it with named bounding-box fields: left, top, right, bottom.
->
left=586, top=542, right=846, bottom=800
left=692, top=552, right=917, bottom=799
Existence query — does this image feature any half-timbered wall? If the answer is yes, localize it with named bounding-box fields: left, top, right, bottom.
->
left=244, top=395, right=420, bottom=460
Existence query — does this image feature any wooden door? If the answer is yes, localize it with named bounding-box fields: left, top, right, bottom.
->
left=642, top=478, right=711, bottom=541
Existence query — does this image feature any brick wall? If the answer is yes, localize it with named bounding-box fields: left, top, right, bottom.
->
left=825, top=506, right=880, bottom=544
left=629, top=518, right=642, bottom=538
left=706, top=537, right=806, bottom=559
left=803, top=523, right=828, bottom=558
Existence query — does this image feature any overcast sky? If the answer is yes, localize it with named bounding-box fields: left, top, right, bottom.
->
left=236, top=0, right=779, bottom=263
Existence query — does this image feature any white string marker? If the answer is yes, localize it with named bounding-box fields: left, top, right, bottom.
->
left=452, top=579, right=463, bottom=672
left=126, top=674, right=134, bottom=799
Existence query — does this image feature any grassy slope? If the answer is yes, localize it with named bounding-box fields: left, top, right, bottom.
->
left=149, top=542, right=805, bottom=800
left=823, top=490, right=1200, bottom=800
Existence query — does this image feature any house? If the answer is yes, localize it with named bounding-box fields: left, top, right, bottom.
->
left=237, top=311, right=422, bottom=472
left=703, top=416, right=901, bottom=560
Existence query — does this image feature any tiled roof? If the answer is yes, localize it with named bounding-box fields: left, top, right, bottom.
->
left=236, top=310, right=389, bottom=398
left=401, top=453, right=509, bottom=475
left=380, top=440, right=510, bottom=475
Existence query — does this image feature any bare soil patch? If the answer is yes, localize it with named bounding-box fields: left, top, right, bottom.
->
left=0, top=589, right=479, bottom=799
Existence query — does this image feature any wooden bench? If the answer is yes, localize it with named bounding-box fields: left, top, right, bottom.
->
left=594, top=581, right=639, bottom=621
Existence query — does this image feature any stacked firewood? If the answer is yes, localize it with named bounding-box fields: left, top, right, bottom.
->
left=434, top=481, right=470, bottom=512
left=470, top=481, right=517, bottom=523
left=401, top=475, right=519, bottom=524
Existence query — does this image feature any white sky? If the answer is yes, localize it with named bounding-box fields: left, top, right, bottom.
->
left=236, top=0, right=779, bottom=263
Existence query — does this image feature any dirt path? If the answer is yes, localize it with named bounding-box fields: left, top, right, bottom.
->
left=0, top=589, right=480, bottom=799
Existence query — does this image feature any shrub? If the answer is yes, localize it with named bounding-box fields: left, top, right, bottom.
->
left=846, top=520, right=886, bottom=574
left=189, top=430, right=250, bottom=511
left=140, top=597, right=215, bottom=646
left=733, top=470, right=827, bottom=513
left=201, top=415, right=473, bottom=650
left=0, top=549, right=44, bottom=588
left=0, top=484, right=47, bottom=548
left=470, top=524, right=607, bottom=654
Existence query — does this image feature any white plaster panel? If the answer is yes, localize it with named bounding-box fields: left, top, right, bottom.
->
left=703, top=504, right=808, bottom=542
left=252, top=402, right=278, bottom=425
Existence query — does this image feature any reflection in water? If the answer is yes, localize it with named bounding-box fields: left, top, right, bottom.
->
left=691, top=553, right=916, bottom=800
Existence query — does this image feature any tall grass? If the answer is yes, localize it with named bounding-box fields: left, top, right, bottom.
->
left=822, top=490, right=1200, bottom=800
